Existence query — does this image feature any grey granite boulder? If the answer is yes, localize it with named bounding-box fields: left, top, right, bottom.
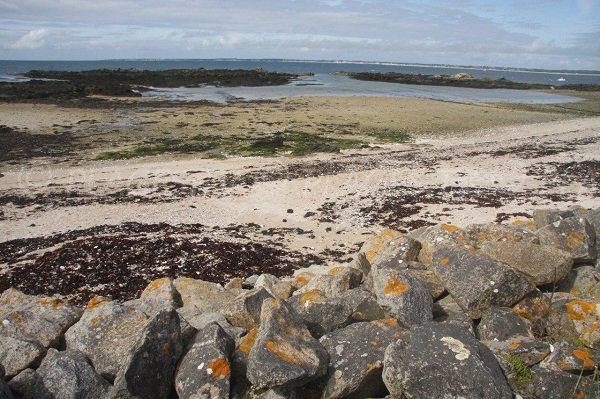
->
left=532, top=365, right=600, bottom=399
left=463, top=223, right=539, bottom=247
left=372, top=268, right=433, bottom=327
left=546, top=297, right=600, bottom=347
left=540, top=340, right=600, bottom=372
left=286, top=290, right=353, bottom=338
left=175, top=323, right=234, bottom=399
left=6, top=368, right=51, bottom=399
left=557, top=265, right=600, bottom=300
left=110, top=309, right=182, bottom=399
left=356, top=228, right=406, bottom=275
left=255, top=274, right=294, bottom=300
left=64, top=297, right=151, bottom=381
left=383, top=322, right=512, bottom=399
left=224, top=288, right=274, bottom=330
left=432, top=295, right=474, bottom=333
left=0, top=366, right=14, bottom=399
left=37, top=349, right=111, bottom=399
left=173, top=277, right=243, bottom=315
left=536, top=216, right=597, bottom=263
left=477, top=307, right=533, bottom=341
left=339, top=288, right=385, bottom=321
left=479, top=241, right=573, bottom=286
left=247, top=298, right=328, bottom=389
left=319, top=320, right=405, bottom=399
left=0, top=288, right=82, bottom=348
left=178, top=311, right=245, bottom=342
left=294, top=266, right=362, bottom=298
left=139, top=277, right=183, bottom=315
left=414, top=223, right=472, bottom=266
left=533, top=208, right=578, bottom=228
left=511, top=289, right=552, bottom=338
left=432, top=247, right=534, bottom=318
left=0, top=335, right=46, bottom=378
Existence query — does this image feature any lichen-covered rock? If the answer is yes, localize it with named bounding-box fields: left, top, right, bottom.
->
left=414, top=223, right=472, bottom=266
left=511, top=289, right=552, bottom=338
left=247, top=299, right=328, bottom=389
left=357, top=228, right=405, bottom=275
left=319, top=320, right=405, bottom=399
left=0, top=336, right=46, bottom=378
left=178, top=311, right=244, bottom=342
left=7, top=368, right=51, bottom=399
left=286, top=290, right=353, bottom=338
left=463, top=223, right=539, bottom=247
left=294, top=266, right=362, bottom=298
left=540, top=340, right=600, bottom=372
left=230, top=329, right=257, bottom=399
left=484, top=336, right=551, bottom=366
left=557, top=265, right=600, bottom=300
left=37, top=349, right=111, bottom=399
left=536, top=216, right=597, bottom=263
left=173, top=277, right=243, bottom=314
left=110, top=309, right=182, bottom=399
left=339, top=288, right=385, bottom=322
left=0, top=289, right=82, bottom=348
left=255, top=274, right=294, bottom=300
left=404, top=268, right=446, bottom=300
left=372, top=268, right=432, bottom=327
left=479, top=242, right=573, bottom=286
left=477, top=307, right=533, bottom=341
left=432, top=295, right=474, bottom=333
left=175, top=323, right=234, bottom=399
left=533, top=208, right=579, bottom=228
left=139, top=277, right=183, bottom=315
left=224, top=288, right=274, bottom=330
left=532, top=365, right=600, bottom=399
left=64, top=297, right=151, bottom=381
left=383, top=322, right=512, bottom=399
left=432, top=247, right=534, bottom=319
left=546, top=298, right=600, bottom=347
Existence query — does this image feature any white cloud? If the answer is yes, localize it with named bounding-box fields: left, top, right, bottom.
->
left=8, top=28, right=48, bottom=49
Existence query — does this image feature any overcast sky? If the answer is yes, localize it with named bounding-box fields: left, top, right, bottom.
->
left=1, top=0, right=599, bottom=70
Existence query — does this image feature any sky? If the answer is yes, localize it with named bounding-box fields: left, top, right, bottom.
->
left=0, top=0, right=599, bottom=70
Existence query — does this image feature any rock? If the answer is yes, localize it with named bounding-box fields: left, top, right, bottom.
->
left=230, top=329, right=257, bottom=399
left=243, top=274, right=260, bottom=288
left=511, top=289, right=552, bottom=338
left=0, top=370, right=14, bottom=399
left=175, top=323, right=234, bottom=399
left=224, top=288, right=274, bottom=330
left=546, top=298, right=600, bottom=347
left=319, top=320, right=405, bottom=399
left=540, top=340, right=600, bottom=372
left=173, top=277, right=242, bottom=315
left=536, top=216, right=597, bottom=263
left=139, top=277, right=183, bottom=315
left=383, top=322, right=512, bottom=399
left=533, top=208, right=578, bottom=228
left=37, top=349, right=111, bottom=399
left=532, top=365, right=600, bottom=399
left=339, top=288, right=385, bottom=321
left=360, top=235, right=421, bottom=277
left=7, top=368, right=51, bottom=399
left=372, top=267, right=432, bottom=327
left=432, top=295, right=474, bottom=333
left=0, top=289, right=82, bottom=348
left=479, top=242, right=573, bottom=286
left=484, top=336, right=551, bottom=366
left=179, top=311, right=244, bottom=342
left=286, top=290, right=353, bottom=338
left=405, top=268, right=446, bottom=300
left=463, top=223, right=539, bottom=247
left=255, top=274, right=294, bottom=300
left=432, top=247, right=534, bottom=319
left=64, top=297, right=151, bottom=381
left=557, top=265, right=600, bottom=300
left=110, top=309, right=182, bottom=399
left=356, top=228, right=405, bottom=275
left=0, top=336, right=46, bottom=378
left=225, top=278, right=243, bottom=290
left=415, top=223, right=472, bottom=266
left=477, top=307, right=533, bottom=341
left=247, top=299, right=328, bottom=389
left=294, top=266, right=362, bottom=298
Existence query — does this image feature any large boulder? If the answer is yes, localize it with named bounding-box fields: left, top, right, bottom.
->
left=414, top=223, right=472, bottom=266
left=511, top=289, right=552, bottom=338
left=546, top=298, right=600, bottom=347
left=0, top=289, right=82, bottom=348
left=110, top=309, right=182, bottom=399
left=0, top=336, right=46, bottom=378
left=173, top=277, right=243, bottom=315
left=463, top=223, right=539, bottom=247
left=432, top=247, right=534, bottom=319
left=319, top=320, right=405, bottom=399
left=294, top=266, right=362, bottom=298
left=64, top=297, right=151, bottom=381
left=557, top=265, right=600, bottom=300
left=36, top=349, right=111, bottom=399
left=339, top=288, right=385, bottom=322
left=6, top=368, right=51, bottom=399
left=138, top=277, right=183, bottom=315
left=383, top=322, right=512, bottom=399
left=532, top=365, right=600, bottom=398
left=356, top=228, right=405, bottom=275
left=286, top=290, right=353, bottom=338
left=536, top=216, right=597, bottom=263
left=540, top=340, right=600, bottom=372
left=223, top=288, right=274, bottom=330
left=476, top=307, right=533, bottom=341
left=175, top=323, right=234, bottom=399
left=479, top=242, right=573, bottom=286
left=247, top=299, right=328, bottom=390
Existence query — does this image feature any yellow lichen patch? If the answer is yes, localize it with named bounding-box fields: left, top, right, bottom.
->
left=90, top=316, right=100, bottom=326
left=364, top=228, right=403, bottom=262
left=294, top=273, right=314, bottom=288
left=300, top=290, right=325, bottom=305
left=370, top=340, right=380, bottom=347
left=36, top=298, right=64, bottom=309
left=383, top=276, right=410, bottom=296
left=328, top=266, right=346, bottom=276
left=439, top=258, right=449, bottom=266
left=86, top=297, right=109, bottom=310
left=372, top=318, right=399, bottom=331
left=442, top=224, right=461, bottom=233
left=208, top=358, right=231, bottom=379
left=265, top=340, right=309, bottom=365
left=239, top=328, right=258, bottom=353
left=144, top=278, right=169, bottom=293
left=566, top=230, right=585, bottom=251
left=512, top=307, right=532, bottom=320
left=566, top=300, right=597, bottom=321
left=508, top=340, right=522, bottom=350
left=573, top=349, right=595, bottom=369
left=512, top=219, right=537, bottom=230
left=9, top=312, right=24, bottom=324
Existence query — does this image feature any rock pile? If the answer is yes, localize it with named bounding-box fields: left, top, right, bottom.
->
left=1, top=206, right=600, bottom=398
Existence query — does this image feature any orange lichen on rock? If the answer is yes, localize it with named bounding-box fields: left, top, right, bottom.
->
left=512, top=219, right=537, bottom=230
left=566, top=300, right=597, bottom=321
left=372, top=318, right=399, bottom=331
left=508, top=340, right=522, bottom=350
left=294, top=273, right=314, bottom=288
left=265, top=340, right=306, bottom=365
left=439, top=258, right=449, bottom=266
left=239, top=328, right=258, bottom=354
left=36, top=298, right=64, bottom=309
left=364, top=228, right=403, bottom=262
left=566, top=230, right=585, bottom=251
left=441, top=224, right=461, bottom=233
left=300, top=290, right=325, bottom=306
left=328, top=266, right=346, bottom=276
left=573, top=349, right=595, bottom=369
left=86, top=297, right=109, bottom=310
left=383, top=276, right=410, bottom=296
left=208, top=358, right=231, bottom=379
left=9, top=312, right=23, bottom=324
left=90, top=316, right=100, bottom=326
left=162, top=343, right=170, bottom=355
left=144, top=278, right=169, bottom=293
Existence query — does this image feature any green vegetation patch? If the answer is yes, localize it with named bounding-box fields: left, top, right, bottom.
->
left=506, top=353, right=532, bottom=387
left=363, top=128, right=413, bottom=143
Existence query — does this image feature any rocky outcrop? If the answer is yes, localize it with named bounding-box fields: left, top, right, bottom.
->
left=1, top=206, right=599, bottom=399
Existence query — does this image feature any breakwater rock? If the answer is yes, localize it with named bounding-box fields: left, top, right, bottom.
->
left=1, top=206, right=600, bottom=398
